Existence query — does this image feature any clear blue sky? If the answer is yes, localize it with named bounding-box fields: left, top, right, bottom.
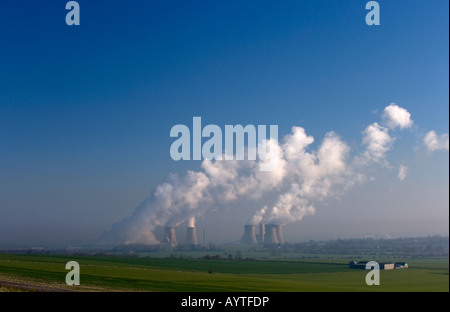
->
left=0, top=0, right=448, bottom=247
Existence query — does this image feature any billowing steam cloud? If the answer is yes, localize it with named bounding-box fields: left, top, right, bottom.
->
left=101, top=104, right=435, bottom=245
left=102, top=140, right=285, bottom=244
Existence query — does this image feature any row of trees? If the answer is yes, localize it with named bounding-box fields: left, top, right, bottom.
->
left=284, top=236, right=448, bottom=257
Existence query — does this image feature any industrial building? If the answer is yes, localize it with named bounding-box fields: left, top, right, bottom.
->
left=348, top=261, right=401, bottom=270
left=394, top=262, right=408, bottom=269
left=162, top=225, right=199, bottom=248
left=164, top=227, right=177, bottom=247
left=241, top=225, right=258, bottom=244
left=241, top=224, right=284, bottom=245
left=185, top=226, right=199, bottom=246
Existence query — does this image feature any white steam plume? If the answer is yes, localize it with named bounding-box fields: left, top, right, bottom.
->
left=249, top=105, right=412, bottom=226
left=187, top=217, right=196, bottom=228
left=102, top=104, right=414, bottom=244
left=102, top=138, right=284, bottom=244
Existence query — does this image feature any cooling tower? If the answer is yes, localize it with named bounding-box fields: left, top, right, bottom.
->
left=164, top=227, right=177, bottom=247
left=185, top=227, right=199, bottom=245
left=275, top=224, right=284, bottom=244
left=258, top=223, right=265, bottom=243
left=264, top=224, right=279, bottom=244
left=241, top=225, right=257, bottom=244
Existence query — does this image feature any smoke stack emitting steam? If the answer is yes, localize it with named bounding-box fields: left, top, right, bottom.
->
left=258, top=224, right=265, bottom=243
left=164, top=227, right=177, bottom=247
left=242, top=224, right=283, bottom=245
left=263, top=225, right=279, bottom=244
left=241, top=225, right=257, bottom=244
left=101, top=104, right=416, bottom=245
left=184, top=217, right=198, bottom=245
left=275, top=225, right=284, bottom=244
left=185, top=227, right=199, bottom=245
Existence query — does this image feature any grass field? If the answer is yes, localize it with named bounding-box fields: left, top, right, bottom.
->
left=0, top=254, right=448, bottom=292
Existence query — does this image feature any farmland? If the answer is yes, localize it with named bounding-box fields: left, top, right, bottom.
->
left=0, top=253, right=448, bottom=292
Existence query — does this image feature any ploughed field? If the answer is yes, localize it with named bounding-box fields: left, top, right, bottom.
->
left=0, top=254, right=448, bottom=292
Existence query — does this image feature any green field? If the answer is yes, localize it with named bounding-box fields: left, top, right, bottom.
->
left=0, top=254, right=448, bottom=292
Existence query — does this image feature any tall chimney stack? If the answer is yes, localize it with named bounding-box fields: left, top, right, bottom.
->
left=164, top=227, right=177, bottom=247
left=241, top=225, right=257, bottom=244
left=264, top=224, right=279, bottom=244
left=275, top=224, right=284, bottom=244
left=185, top=227, right=199, bottom=245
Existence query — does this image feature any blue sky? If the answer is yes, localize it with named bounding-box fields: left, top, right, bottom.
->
left=0, top=0, right=448, bottom=247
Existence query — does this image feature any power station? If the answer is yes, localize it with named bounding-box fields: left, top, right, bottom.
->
left=185, top=226, right=199, bottom=246
left=163, top=222, right=284, bottom=247
left=162, top=225, right=199, bottom=248
left=241, top=224, right=284, bottom=245
left=241, top=225, right=258, bottom=244
left=164, top=227, right=178, bottom=247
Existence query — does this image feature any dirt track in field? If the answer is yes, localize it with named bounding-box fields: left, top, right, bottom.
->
left=0, top=279, right=76, bottom=292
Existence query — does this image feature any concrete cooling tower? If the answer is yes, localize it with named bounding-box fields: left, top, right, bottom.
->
left=241, top=224, right=283, bottom=244
left=258, top=224, right=265, bottom=243
left=241, top=225, right=257, bottom=244
left=264, top=224, right=279, bottom=244
left=164, top=227, right=177, bottom=247
left=275, top=224, right=284, bottom=244
left=185, top=227, right=199, bottom=245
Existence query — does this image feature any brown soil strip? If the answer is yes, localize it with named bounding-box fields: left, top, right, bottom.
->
left=0, top=280, right=74, bottom=292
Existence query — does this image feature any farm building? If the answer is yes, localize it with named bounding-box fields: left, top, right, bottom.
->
left=380, top=263, right=394, bottom=270
left=348, top=261, right=397, bottom=270
left=394, top=262, right=408, bottom=269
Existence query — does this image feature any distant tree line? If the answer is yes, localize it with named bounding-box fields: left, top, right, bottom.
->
left=280, top=236, right=448, bottom=258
